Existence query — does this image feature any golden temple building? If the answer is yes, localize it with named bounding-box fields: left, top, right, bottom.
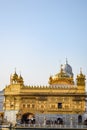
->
left=4, top=60, right=86, bottom=125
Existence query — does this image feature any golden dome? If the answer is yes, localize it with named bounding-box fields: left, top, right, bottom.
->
left=10, top=69, right=24, bottom=85
left=76, top=69, right=86, bottom=86
left=77, top=69, right=85, bottom=79
left=18, top=74, right=24, bottom=85
left=49, top=63, right=74, bottom=85
left=18, top=74, right=23, bottom=81
left=11, top=71, right=18, bottom=80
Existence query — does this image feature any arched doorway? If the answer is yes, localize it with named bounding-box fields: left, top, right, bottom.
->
left=78, top=115, right=82, bottom=124
left=57, top=117, right=63, bottom=125
left=21, top=112, right=35, bottom=124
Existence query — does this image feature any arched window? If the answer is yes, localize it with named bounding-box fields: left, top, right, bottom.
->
left=27, top=104, right=30, bottom=108
left=23, top=104, right=25, bottom=108
left=58, top=103, right=62, bottom=109
left=78, top=115, right=82, bottom=124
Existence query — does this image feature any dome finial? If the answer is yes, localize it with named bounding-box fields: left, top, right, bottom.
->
left=80, top=67, right=82, bottom=74
left=60, top=64, right=63, bottom=72
left=66, top=58, right=68, bottom=64
left=61, top=64, right=63, bottom=69
left=19, top=70, right=21, bottom=76
left=14, top=67, right=16, bottom=73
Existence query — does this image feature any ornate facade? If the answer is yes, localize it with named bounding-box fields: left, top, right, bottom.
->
left=4, top=61, right=86, bottom=124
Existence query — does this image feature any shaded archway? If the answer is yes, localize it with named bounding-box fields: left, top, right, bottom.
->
left=21, top=112, right=35, bottom=124
left=78, top=115, right=82, bottom=124
left=57, top=117, right=63, bottom=125
left=84, top=118, right=87, bottom=125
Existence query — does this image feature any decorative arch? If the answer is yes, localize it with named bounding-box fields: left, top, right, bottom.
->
left=78, top=115, right=82, bottom=124
left=21, top=112, right=35, bottom=124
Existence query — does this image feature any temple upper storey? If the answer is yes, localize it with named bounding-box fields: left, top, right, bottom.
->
left=7, top=60, right=86, bottom=91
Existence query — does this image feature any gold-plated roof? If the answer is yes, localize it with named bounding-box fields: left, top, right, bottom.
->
left=49, top=63, right=74, bottom=85
left=10, top=70, right=24, bottom=85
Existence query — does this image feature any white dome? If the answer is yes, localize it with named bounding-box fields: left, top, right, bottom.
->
left=63, top=62, right=73, bottom=77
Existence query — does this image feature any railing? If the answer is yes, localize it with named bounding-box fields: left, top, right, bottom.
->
left=15, top=123, right=87, bottom=129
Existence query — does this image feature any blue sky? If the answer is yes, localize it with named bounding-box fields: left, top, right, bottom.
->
left=0, top=0, right=87, bottom=90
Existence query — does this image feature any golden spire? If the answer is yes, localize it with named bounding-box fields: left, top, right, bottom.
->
left=80, top=67, right=82, bottom=74
left=14, top=67, right=16, bottom=74
left=61, top=64, right=63, bottom=69
left=76, top=68, right=85, bottom=86
left=60, top=64, right=63, bottom=72
left=19, top=70, right=21, bottom=76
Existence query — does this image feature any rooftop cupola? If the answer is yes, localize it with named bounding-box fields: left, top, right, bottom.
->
left=10, top=69, right=18, bottom=84
left=76, top=68, right=86, bottom=86
left=10, top=69, right=24, bottom=85
left=18, top=74, right=24, bottom=85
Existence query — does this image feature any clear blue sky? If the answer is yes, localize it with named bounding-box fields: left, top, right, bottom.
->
left=0, top=0, right=87, bottom=90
